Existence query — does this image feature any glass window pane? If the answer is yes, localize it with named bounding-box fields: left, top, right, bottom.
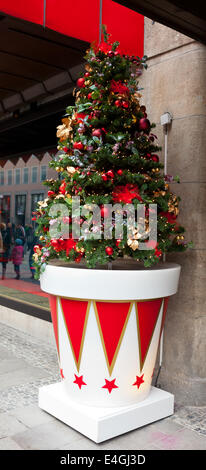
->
left=0, top=170, right=4, bottom=185
left=15, top=194, right=26, bottom=225
left=23, top=168, right=29, bottom=184
left=15, top=169, right=21, bottom=185
left=32, top=167, right=38, bottom=183
left=8, top=170, right=12, bottom=185
left=40, top=165, right=47, bottom=182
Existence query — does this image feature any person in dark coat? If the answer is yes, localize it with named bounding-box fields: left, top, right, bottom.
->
left=14, top=224, right=25, bottom=246
left=11, top=238, right=24, bottom=280
left=0, top=222, right=12, bottom=279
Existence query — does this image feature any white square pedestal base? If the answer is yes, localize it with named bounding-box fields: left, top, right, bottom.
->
left=38, top=382, right=174, bottom=443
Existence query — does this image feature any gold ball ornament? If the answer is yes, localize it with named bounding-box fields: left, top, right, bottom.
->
left=76, top=246, right=85, bottom=254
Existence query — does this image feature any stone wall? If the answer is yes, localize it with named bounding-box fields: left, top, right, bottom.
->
left=139, top=18, right=206, bottom=405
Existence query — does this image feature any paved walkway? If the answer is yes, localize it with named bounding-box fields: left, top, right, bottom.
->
left=0, top=251, right=50, bottom=309
left=0, top=321, right=205, bottom=450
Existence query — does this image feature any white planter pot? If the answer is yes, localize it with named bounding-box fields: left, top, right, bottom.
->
left=39, top=262, right=181, bottom=441
left=39, top=263, right=180, bottom=443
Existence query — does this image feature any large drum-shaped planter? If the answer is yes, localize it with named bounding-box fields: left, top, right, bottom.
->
left=39, top=262, right=181, bottom=442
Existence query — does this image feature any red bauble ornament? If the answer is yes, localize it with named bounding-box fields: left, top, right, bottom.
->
left=92, top=129, right=102, bottom=138
left=48, top=190, right=55, bottom=197
left=117, top=169, right=123, bottom=175
left=122, top=100, right=129, bottom=108
left=100, top=206, right=110, bottom=218
left=101, top=173, right=108, bottom=181
left=73, top=141, right=84, bottom=150
left=88, top=92, right=93, bottom=100
left=77, top=77, right=85, bottom=88
left=151, top=155, right=159, bottom=162
left=115, top=239, right=121, bottom=247
left=106, top=170, right=114, bottom=179
left=105, top=246, right=114, bottom=256
left=63, top=146, right=68, bottom=152
left=138, top=118, right=151, bottom=131
left=84, top=72, right=90, bottom=77
left=114, top=100, right=122, bottom=107
left=34, top=245, right=41, bottom=253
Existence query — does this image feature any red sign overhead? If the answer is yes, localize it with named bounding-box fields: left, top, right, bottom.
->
left=0, top=0, right=44, bottom=25
left=0, top=0, right=144, bottom=57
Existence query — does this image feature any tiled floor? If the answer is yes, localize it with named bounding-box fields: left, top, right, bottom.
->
left=0, top=322, right=205, bottom=450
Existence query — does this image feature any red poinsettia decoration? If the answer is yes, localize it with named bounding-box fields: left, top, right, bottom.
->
left=112, top=184, right=143, bottom=204
left=110, top=80, right=130, bottom=96
left=94, top=41, right=122, bottom=56
left=75, top=112, right=88, bottom=123
left=50, top=238, right=76, bottom=256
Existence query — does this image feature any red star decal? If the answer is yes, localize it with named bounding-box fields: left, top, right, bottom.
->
left=102, top=378, right=118, bottom=394
left=132, top=374, right=144, bottom=389
left=73, top=374, right=87, bottom=389
left=60, top=368, right=65, bottom=379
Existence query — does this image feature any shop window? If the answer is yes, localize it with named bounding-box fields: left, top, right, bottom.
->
left=0, top=195, right=10, bottom=223
left=15, top=194, right=26, bottom=226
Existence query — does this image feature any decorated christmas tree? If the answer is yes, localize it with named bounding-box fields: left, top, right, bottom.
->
left=33, top=28, right=190, bottom=277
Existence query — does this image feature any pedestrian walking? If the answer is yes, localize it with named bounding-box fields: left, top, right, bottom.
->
left=29, top=234, right=39, bottom=279
left=7, top=222, right=14, bottom=251
left=11, top=238, right=24, bottom=280
left=0, top=222, right=12, bottom=279
left=26, top=224, right=34, bottom=251
left=14, top=223, right=25, bottom=246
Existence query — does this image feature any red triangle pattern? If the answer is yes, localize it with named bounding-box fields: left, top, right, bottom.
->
left=136, top=298, right=163, bottom=369
left=95, top=301, right=131, bottom=371
left=48, top=294, right=59, bottom=356
left=60, top=298, right=89, bottom=369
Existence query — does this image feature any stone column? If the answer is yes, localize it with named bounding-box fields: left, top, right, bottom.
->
left=139, top=18, right=206, bottom=405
